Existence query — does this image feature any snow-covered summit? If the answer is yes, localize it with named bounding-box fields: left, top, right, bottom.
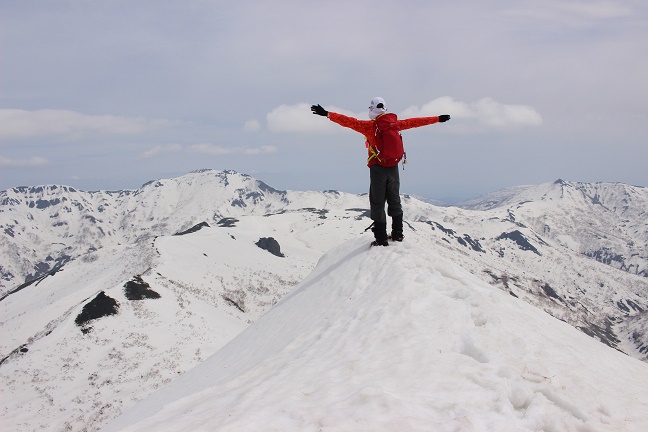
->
left=0, top=169, right=357, bottom=293
left=457, top=179, right=648, bottom=278
left=457, top=179, right=647, bottom=223
left=104, top=237, right=648, bottom=432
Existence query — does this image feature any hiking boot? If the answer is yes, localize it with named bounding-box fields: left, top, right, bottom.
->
left=371, top=239, right=389, bottom=247
left=371, top=222, right=388, bottom=244
left=391, top=216, right=404, bottom=240
left=389, top=234, right=404, bottom=242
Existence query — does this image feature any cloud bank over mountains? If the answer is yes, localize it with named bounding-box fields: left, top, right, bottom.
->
left=0, top=109, right=171, bottom=142
left=265, top=97, right=543, bottom=134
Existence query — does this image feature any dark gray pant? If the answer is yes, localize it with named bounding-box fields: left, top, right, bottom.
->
left=369, top=165, right=403, bottom=235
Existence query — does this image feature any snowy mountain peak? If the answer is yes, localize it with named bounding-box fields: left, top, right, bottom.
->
left=459, top=179, right=646, bottom=213
left=135, top=169, right=287, bottom=204
left=0, top=169, right=292, bottom=292
left=457, top=180, right=648, bottom=278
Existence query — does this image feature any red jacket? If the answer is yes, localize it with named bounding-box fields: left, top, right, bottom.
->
left=328, top=112, right=440, bottom=167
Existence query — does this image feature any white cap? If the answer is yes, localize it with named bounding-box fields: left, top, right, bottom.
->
left=369, top=97, right=386, bottom=110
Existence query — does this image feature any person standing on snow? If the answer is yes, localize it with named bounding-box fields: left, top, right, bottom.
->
left=311, top=97, right=450, bottom=246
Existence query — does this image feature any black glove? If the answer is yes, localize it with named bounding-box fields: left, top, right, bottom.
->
left=439, top=114, right=450, bottom=123
left=311, top=104, right=328, bottom=117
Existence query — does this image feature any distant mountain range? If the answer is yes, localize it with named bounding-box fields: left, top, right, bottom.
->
left=457, top=178, right=648, bottom=278
left=1, top=169, right=646, bottom=431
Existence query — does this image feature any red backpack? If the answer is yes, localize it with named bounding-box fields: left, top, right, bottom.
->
left=371, top=113, right=405, bottom=167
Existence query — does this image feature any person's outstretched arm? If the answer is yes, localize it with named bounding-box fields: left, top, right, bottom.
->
left=398, top=114, right=450, bottom=131
left=310, top=104, right=372, bottom=135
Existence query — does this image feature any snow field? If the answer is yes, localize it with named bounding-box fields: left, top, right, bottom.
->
left=105, top=236, right=648, bottom=431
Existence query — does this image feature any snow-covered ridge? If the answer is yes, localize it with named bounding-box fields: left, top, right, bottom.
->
left=1, top=170, right=647, bottom=431
left=104, top=237, right=648, bottom=431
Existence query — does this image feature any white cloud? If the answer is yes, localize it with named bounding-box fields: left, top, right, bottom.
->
left=401, top=97, right=543, bottom=132
left=140, top=143, right=278, bottom=159
left=503, top=1, right=633, bottom=25
left=269, top=98, right=542, bottom=135
left=0, top=109, right=172, bottom=142
left=267, top=103, right=346, bottom=133
left=0, top=155, right=49, bottom=167
left=244, top=119, right=261, bottom=132
left=140, top=144, right=183, bottom=159
left=188, top=144, right=233, bottom=156
left=188, top=143, right=277, bottom=156
left=243, top=145, right=277, bottom=155
left=558, top=1, right=633, bottom=20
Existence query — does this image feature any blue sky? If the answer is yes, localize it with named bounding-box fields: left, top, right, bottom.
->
left=1, top=0, right=646, bottom=202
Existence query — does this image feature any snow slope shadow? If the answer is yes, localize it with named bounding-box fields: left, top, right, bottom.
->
left=105, top=238, right=648, bottom=431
